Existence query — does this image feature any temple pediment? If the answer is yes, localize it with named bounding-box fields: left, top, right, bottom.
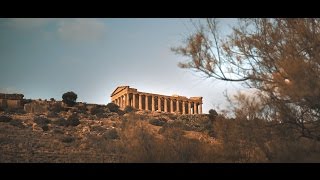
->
left=110, top=86, right=129, bottom=97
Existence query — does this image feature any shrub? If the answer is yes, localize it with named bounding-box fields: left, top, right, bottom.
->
left=34, top=116, right=51, bottom=126
left=103, top=128, right=119, bottom=140
left=106, top=103, right=120, bottom=113
left=47, top=111, right=59, bottom=118
left=175, top=115, right=212, bottom=132
left=4, top=108, right=25, bottom=114
left=67, top=114, right=80, bottom=126
left=50, top=102, right=63, bottom=113
left=53, top=118, right=67, bottom=126
left=50, top=98, right=55, bottom=101
left=124, top=106, right=135, bottom=113
left=90, top=106, right=107, bottom=116
left=53, top=128, right=64, bottom=134
left=62, top=91, right=77, bottom=107
left=158, top=126, right=185, bottom=138
left=208, top=109, right=218, bottom=120
left=61, top=136, right=75, bottom=143
left=41, top=125, right=49, bottom=131
left=0, top=115, right=12, bottom=122
left=9, top=119, right=25, bottom=128
left=149, top=118, right=166, bottom=126
left=76, top=104, right=87, bottom=113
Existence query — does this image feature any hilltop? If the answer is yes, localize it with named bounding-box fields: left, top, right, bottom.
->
left=0, top=99, right=217, bottom=162
left=1, top=98, right=320, bottom=162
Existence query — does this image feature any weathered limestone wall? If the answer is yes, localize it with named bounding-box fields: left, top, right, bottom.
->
left=0, top=93, right=24, bottom=109
left=24, top=101, right=48, bottom=114
left=7, top=100, right=21, bottom=109
left=0, top=93, right=24, bottom=100
left=0, top=99, right=7, bottom=108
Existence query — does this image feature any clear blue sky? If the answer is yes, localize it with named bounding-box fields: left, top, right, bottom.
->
left=0, top=18, right=243, bottom=113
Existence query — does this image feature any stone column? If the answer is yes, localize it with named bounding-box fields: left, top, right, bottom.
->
left=132, top=94, right=136, bottom=108
left=145, top=95, right=148, bottom=110
left=122, top=95, right=126, bottom=108
left=182, top=101, right=186, bottom=114
left=119, top=96, right=122, bottom=108
left=164, top=98, right=168, bottom=112
left=188, top=102, right=191, bottom=114
left=139, top=94, right=142, bottom=110
left=194, top=102, right=198, bottom=114
left=158, top=97, right=161, bottom=112
left=170, top=99, right=174, bottom=113
left=126, top=93, right=130, bottom=106
left=151, top=95, right=155, bottom=111
left=122, top=96, right=125, bottom=108
left=176, top=100, right=180, bottom=113
left=199, top=103, right=202, bottom=114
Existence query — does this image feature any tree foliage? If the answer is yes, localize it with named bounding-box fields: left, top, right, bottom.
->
left=62, top=91, right=77, bottom=107
left=208, top=109, right=218, bottom=120
left=106, top=102, right=120, bottom=113
left=172, top=18, right=320, bottom=141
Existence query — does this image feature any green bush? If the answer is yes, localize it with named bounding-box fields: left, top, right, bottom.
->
left=47, top=111, right=59, bottom=118
left=53, top=118, right=67, bottom=126
left=62, top=91, right=77, bottom=107
left=106, top=103, right=120, bottom=113
left=61, top=136, right=75, bottom=143
left=0, top=115, right=12, bottom=122
left=50, top=103, right=63, bottom=113
left=41, top=125, right=49, bottom=131
left=103, top=128, right=119, bottom=140
left=9, top=119, right=25, bottom=128
left=208, top=109, right=218, bottom=120
left=34, top=117, right=51, bottom=126
left=149, top=118, right=166, bottom=126
left=175, top=115, right=211, bottom=132
left=53, top=115, right=79, bottom=127
left=67, top=114, right=80, bottom=126
left=124, top=106, right=135, bottom=113
left=90, top=106, right=103, bottom=115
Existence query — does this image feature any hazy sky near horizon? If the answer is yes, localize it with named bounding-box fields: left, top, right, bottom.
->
left=0, top=18, right=244, bottom=113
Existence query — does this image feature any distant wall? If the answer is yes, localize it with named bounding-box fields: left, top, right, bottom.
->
left=6, top=100, right=21, bottom=109
left=24, top=101, right=48, bottom=114
left=0, top=93, right=24, bottom=110
left=0, top=93, right=24, bottom=100
left=0, top=99, right=7, bottom=108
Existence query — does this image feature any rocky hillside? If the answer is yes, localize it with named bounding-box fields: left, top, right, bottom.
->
left=0, top=103, right=216, bottom=163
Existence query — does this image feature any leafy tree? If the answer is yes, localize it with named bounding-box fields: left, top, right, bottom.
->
left=208, top=109, right=218, bottom=120
left=106, top=102, right=120, bottom=113
left=62, top=91, right=77, bottom=107
left=172, top=18, right=320, bottom=141
left=124, top=105, right=135, bottom=113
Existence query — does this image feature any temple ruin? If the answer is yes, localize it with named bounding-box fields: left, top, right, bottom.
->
left=0, top=93, right=24, bottom=109
left=111, top=86, right=203, bottom=114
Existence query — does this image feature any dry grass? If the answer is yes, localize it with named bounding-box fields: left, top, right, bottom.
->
left=1, top=110, right=320, bottom=162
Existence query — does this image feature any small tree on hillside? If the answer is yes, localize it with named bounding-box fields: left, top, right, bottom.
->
left=62, top=91, right=77, bottom=107
left=208, top=109, right=218, bottom=120
left=106, top=102, right=120, bottom=112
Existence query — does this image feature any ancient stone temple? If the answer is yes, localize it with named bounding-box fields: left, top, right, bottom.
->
left=110, top=86, right=203, bottom=114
